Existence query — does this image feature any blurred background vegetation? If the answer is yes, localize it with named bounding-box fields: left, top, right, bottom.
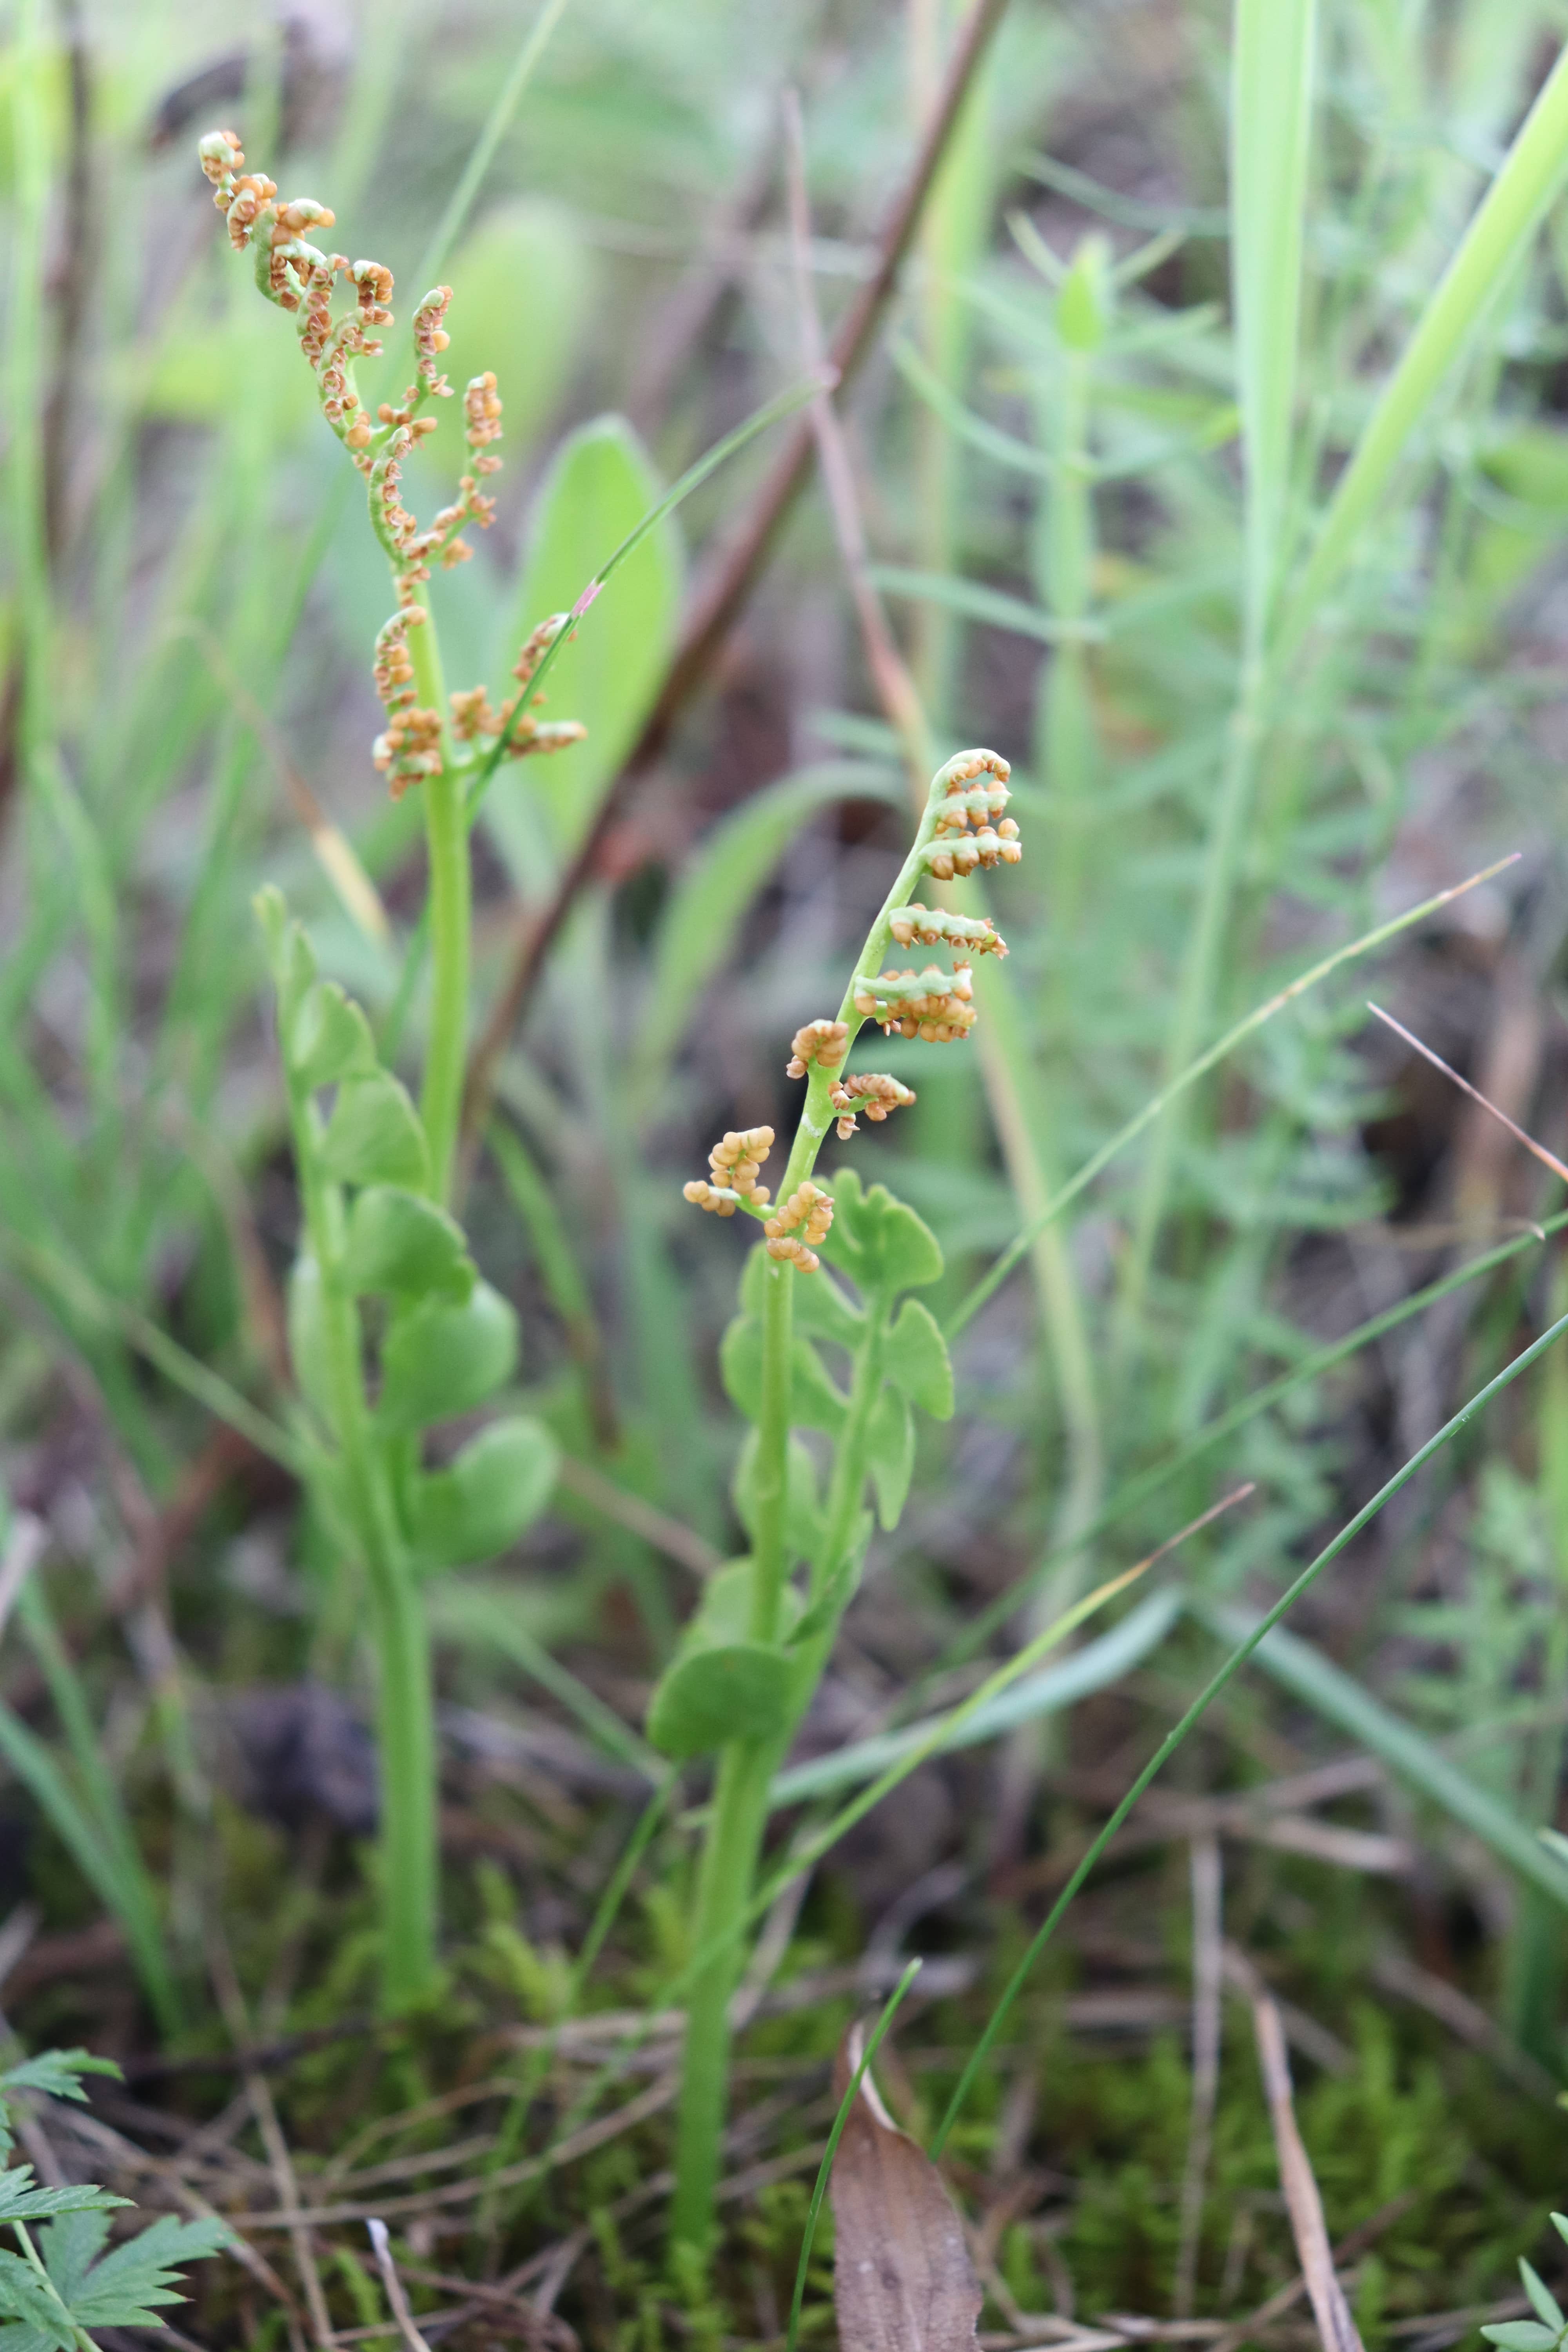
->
left=9, top=0, right=1568, bottom=2339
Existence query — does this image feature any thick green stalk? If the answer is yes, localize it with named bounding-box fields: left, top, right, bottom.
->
left=814, top=1305, right=886, bottom=1597
left=668, top=1737, right=778, bottom=2260
left=408, top=595, right=468, bottom=1206
left=670, top=773, right=954, bottom=2263
left=287, top=1082, right=437, bottom=2010
left=750, top=1262, right=796, bottom=1643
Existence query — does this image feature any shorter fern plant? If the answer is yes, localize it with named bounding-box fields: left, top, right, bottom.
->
left=660, top=748, right=1019, bottom=2264
left=0, top=2047, right=227, bottom=2350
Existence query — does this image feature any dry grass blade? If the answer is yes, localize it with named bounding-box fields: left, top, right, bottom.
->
left=831, top=2022, right=982, bottom=2352
left=208, top=1927, right=338, bottom=2350
left=1367, top=1001, right=1568, bottom=1191
left=366, top=2219, right=435, bottom=2352
left=1236, top=1956, right=1365, bottom=2352
left=1173, top=1835, right=1221, bottom=2320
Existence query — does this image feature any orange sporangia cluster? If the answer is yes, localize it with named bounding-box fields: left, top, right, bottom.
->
left=199, top=130, right=585, bottom=802
left=786, top=1018, right=849, bottom=1079
left=682, top=1127, right=776, bottom=1218
left=925, top=818, right=1020, bottom=882
left=464, top=372, right=505, bottom=473
left=764, top=1181, right=834, bottom=1272
left=445, top=618, right=587, bottom=757
left=709, top=1128, right=774, bottom=1200
left=921, top=747, right=1020, bottom=882
left=370, top=609, right=441, bottom=796
left=887, top=903, right=1006, bottom=956
left=827, top=1071, right=916, bottom=1140
left=852, top=963, right=976, bottom=1044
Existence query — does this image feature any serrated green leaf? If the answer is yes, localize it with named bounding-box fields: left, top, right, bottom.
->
left=409, top=1416, right=559, bottom=1568
left=287, top=981, right=377, bottom=1091
left=819, top=1168, right=943, bottom=1296
left=286, top=1253, right=336, bottom=1424
left=884, top=1297, right=954, bottom=1419
left=0, top=2051, right=120, bottom=2103
left=319, top=1073, right=430, bottom=1192
left=719, top=1318, right=848, bottom=1437
left=646, top=1644, right=792, bottom=1760
left=342, top=1185, right=474, bottom=1302
left=50, top=2209, right=230, bottom=2327
left=0, top=2248, right=70, bottom=2348
left=503, top=417, right=681, bottom=853
left=865, top=1385, right=914, bottom=1530
left=376, top=1281, right=519, bottom=1432
left=0, top=2168, right=124, bottom=2222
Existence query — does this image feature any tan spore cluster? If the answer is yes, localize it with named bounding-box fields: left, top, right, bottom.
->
left=197, top=128, right=584, bottom=801
left=764, top=1181, right=834, bottom=1272
left=683, top=1127, right=776, bottom=1218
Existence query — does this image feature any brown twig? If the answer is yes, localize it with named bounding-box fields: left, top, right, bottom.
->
left=1233, top=1953, right=1365, bottom=2352
left=366, top=2220, right=436, bottom=2352
left=459, top=0, right=1013, bottom=1152
left=1367, top=1002, right=1568, bottom=1189
left=208, top=1928, right=339, bottom=2351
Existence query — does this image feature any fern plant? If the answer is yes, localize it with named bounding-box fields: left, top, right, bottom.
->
left=0, top=2048, right=227, bottom=2351
left=662, top=745, right=1020, bottom=2264
left=197, top=128, right=575, bottom=2012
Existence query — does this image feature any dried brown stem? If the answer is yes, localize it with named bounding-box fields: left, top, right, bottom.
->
left=459, top=0, right=1013, bottom=1152
left=1232, top=1951, right=1365, bottom=2352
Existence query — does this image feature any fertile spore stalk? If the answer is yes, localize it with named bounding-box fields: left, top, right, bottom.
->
left=198, top=130, right=577, bottom=2010
left=665, top=747, right=1018, bottom=2263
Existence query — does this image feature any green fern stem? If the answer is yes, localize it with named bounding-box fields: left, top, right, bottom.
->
left=287, top=1081, right=438, bottom=2011
left=407, top=592, right=468, bottom=1207
left=670, top=774, right=957, bottom=2265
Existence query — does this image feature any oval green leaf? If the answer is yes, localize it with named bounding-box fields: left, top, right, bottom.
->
left=376, top=1280, right=519, bottom=1432
left=342, top=1185, right=474, bottom=1301
left=646, top=1643, right=793, bottom=1761
left=410, top=1415, right=559, bottom=1568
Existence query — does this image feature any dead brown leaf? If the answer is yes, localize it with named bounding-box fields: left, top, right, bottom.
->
left=830, top=2022, right=982, bottom=2352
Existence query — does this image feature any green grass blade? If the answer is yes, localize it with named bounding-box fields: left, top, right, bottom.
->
left=635, top=762, right=902, bottom=1093
left=0, top=1696, right=177, bottom=2033
left=414, top=0, right=574, bottom=286
left=1232, top=0, right=1317, bottom=649
left=427, top=1577, right=663, bottom=1780
left=1278, top=38, right=1568, bottom=658
left=941, top=1205, right=1568, bottom=1675
left=928, top=1301, right=1568, bottom=2156
left=1191, top=1595, right=1568, bottom=1907
left=5, top=1237, right=306, bottom=1475
left=768, top=1588, right=1183, bottom=1806
left=463, top=373, right=829, bottom=822
left=783, top=1958, right=922, bottom=2352
left=946, top=854, right=1518, bottom=1339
